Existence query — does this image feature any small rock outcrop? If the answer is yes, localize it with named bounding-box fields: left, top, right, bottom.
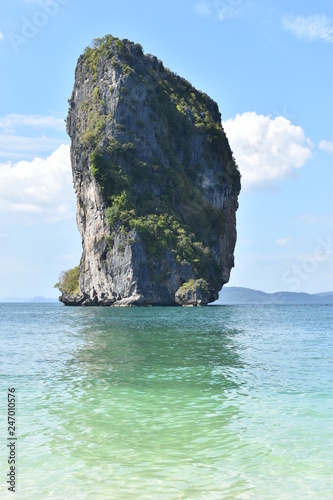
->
left=62, top=35, right=240, bottom=306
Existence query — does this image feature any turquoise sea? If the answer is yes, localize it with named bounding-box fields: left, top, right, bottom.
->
left=1, top=303, right=332, bottom=499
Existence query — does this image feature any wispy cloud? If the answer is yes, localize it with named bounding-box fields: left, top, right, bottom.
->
left=57, top=253, right=81, bottom=261
left=195, top=1, right=242, bottom=21
left=224, top=112, right=313, bottom=190
left=0, top=113, right=67, bottom=162
left=282, top=14, right=333, bottom=43
left=0, top=30, right=4, bottom=42
left=276, top=237, right=293, bottom=246
left=0, top=134, right=66, bottom=160
left=0, top=114, right=65, bottom=134
left=300, top=214, right=333, bottom=225
left=319, top=139, right=333, bottom=153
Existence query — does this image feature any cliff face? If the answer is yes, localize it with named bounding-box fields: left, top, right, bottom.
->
left=63, top=35, right=240, bottom=306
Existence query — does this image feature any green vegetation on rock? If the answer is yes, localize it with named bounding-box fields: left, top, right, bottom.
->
left=83, top=35, right=143, bottom=82
left=177, top=278, right=210, bottom=296
left=54, top=266, right=80, bottom=296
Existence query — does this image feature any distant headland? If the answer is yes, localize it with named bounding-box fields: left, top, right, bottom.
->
left=214, top=287, right=333, bottom=305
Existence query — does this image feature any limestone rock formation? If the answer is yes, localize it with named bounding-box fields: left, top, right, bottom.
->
left=62, top=35, right=240, bottom=306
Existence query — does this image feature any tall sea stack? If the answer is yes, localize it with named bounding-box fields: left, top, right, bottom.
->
left=63, top=35, right=241, bottom=306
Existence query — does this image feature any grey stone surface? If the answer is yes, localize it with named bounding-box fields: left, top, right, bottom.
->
left=62, top=36, right=240, bottom=306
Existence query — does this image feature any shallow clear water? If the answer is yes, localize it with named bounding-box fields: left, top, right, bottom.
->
left=0, top=304, right=332, bottom=499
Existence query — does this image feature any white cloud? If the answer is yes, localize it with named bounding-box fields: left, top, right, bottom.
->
left=0, top=144, right=75, bottom=222
left=224, top=112, right=313, bottom=190
left=195, top=1, right=242, bottom=21
left=0, top=30, right=4, bottom=41
left=319, top=140, right=333, bottom=153
left=276, top=237, right=293, bottom=246
left=282, top=14, right=333, bottom=43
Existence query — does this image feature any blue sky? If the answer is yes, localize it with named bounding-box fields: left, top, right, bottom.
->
left=0, top=0, right=332, bottom=298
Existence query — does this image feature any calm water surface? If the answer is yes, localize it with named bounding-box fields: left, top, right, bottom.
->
left=0, top=304, right=332, bottom=499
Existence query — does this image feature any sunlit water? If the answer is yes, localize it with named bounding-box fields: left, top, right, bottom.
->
left=0, top=304, right=332, bottom=499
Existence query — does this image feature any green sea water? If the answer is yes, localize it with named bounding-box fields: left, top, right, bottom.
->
left=1, top=304, right=332, bottom=499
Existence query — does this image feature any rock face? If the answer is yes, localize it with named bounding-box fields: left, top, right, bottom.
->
left=63, top=35, right=240, bottom=306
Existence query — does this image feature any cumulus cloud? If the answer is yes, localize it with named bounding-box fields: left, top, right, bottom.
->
left=223, top=112, right=313, bottom=190
left=282, top=14, right=333, bottom=43
left=276, top=237, right=293, bottom=246
left=319, top=140, right=333, bottom=153
left=0, top=144, right=75, bottom=222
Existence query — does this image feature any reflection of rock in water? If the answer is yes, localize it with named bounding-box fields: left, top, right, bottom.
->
left=44, top=308, right=248, bottom=495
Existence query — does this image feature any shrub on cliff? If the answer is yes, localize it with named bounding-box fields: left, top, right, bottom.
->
left=54, top=266, right=80, bottom=296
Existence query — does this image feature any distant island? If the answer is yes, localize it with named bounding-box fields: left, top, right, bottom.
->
left=214, top=287, right=333, bottom=305
left=0, top=297, right=59, bottom=303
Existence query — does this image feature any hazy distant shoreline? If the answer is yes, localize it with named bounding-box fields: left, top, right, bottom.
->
left=0, top=297, right=59, bottom=303
left=1, top=287, right=332, bottom=305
